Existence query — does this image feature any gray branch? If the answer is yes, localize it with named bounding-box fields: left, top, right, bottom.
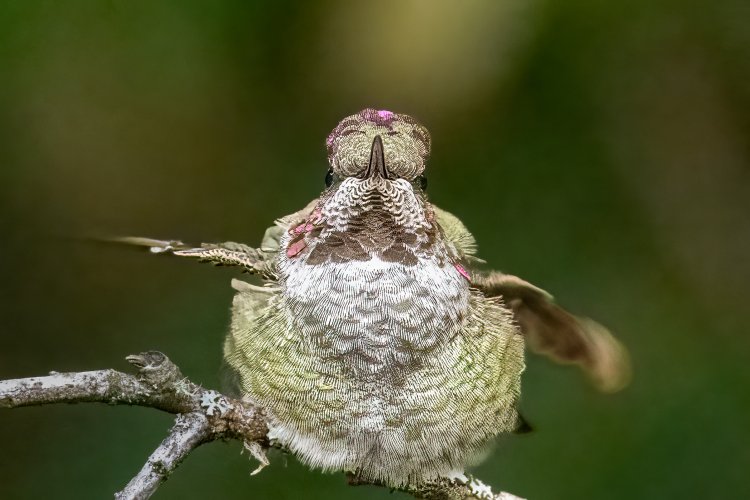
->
left=115, top=413, right=210, bottom=500
left=0, top=351, right=523, bottom=500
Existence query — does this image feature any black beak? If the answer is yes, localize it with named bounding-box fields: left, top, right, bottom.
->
left=364, top=135, right=388, bottom=179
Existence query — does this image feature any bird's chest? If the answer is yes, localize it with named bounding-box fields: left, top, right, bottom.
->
left=279, top=257, right=471, bottom=378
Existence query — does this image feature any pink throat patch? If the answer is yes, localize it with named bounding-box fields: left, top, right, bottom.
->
left=286, top=237, right=307, bottom=258
left=454, top=263, right=471, bottom=282
left=287, top=211, right=322, bottom=258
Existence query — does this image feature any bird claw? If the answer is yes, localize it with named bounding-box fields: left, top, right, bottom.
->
left=243, top=441, right=269, bottom=475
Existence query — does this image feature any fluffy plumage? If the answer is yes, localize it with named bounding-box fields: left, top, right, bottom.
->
left=224, top=110, right=524, bottom=485
left=226, top=228, right=523, bottom=486
left=117, top=108, right=629, bottom=488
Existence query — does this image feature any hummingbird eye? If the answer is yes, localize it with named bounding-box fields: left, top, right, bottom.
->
left=324, top=168, right=334, bottom=187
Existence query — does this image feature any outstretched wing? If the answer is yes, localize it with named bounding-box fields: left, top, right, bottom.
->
left=475, top=272, right=631, bottom=393
left=103, top=202, right=321, bottom=282
left=107, top=237, right=277, bottom=280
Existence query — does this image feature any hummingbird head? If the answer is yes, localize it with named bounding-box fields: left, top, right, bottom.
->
left=285, top=109, right=448, bottom=267
left=325, top=108, right=431, bottom=181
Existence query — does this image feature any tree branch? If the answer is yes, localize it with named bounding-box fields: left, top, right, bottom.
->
left=115, top=413, right=210, bottom=500
left=0, top=351, right=523, bottom=500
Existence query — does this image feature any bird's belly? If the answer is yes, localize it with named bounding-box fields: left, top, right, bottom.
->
left=265, top=258, right=479, bottom=483
left=225, top=258, right=524, bottom=486
left=282, top=257, right=471, bottom=379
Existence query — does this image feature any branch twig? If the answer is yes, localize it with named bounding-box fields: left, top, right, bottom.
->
left=116, top=413, right=210, bottom=500
left=0, top=351, right=523, bottom=500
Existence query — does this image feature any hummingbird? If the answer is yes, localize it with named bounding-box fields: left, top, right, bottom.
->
left=115, top=109, right=630, bottom=487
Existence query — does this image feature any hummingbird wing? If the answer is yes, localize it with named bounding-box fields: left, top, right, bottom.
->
left=101, top=201, right=320, bottom=281
left=474, top=272, right=631, bottom=393
left=105, top=236, right=277, bottom=279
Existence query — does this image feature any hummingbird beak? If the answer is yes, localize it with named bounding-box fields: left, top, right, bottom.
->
left=364, top=135, right=389, bottom=179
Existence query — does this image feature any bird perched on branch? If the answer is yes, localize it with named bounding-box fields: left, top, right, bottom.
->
left=114, top=108, right=630, bottom=488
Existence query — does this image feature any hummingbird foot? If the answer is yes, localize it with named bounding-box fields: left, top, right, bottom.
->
left=243, top=441, right=270, bottom=476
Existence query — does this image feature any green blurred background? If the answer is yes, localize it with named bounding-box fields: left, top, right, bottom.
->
left=1, top=1, right=748, bottom=498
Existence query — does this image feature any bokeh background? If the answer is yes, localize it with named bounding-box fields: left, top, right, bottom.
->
left=1, top=1, right=748, bottom=499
